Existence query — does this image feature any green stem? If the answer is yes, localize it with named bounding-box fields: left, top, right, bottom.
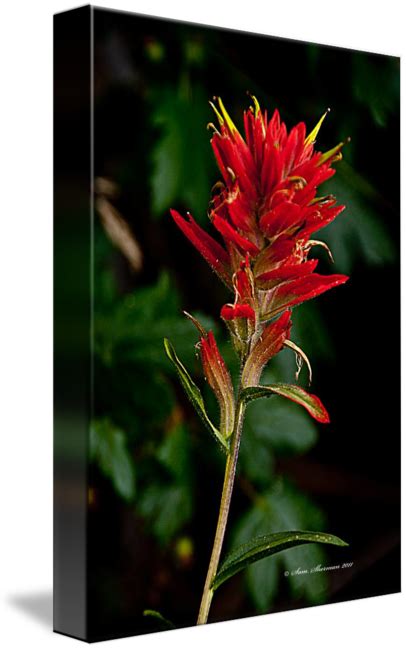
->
left=197, top=398, right=246, bottom=625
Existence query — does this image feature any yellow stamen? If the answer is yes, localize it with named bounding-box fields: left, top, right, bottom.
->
left=304, top=108, right=331, bottom=146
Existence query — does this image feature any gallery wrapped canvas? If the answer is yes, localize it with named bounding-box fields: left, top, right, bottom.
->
left=54, top=5, right=400, bottom=642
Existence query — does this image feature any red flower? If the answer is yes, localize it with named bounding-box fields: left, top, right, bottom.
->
left=171, top=96, right=349, bottom=415
left=171, top=96, right=348, bottom=324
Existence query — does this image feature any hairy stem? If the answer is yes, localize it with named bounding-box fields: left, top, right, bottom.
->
left=197, top=398, right=246, bottom=625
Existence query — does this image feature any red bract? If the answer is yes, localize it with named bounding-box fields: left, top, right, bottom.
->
left=170, top=209, right=232, bottom=288
left=241, top=310, right=292, bottom=387
left=199, top=330, right=235, bottom=438
left=171, top=96, right=348, bottom=325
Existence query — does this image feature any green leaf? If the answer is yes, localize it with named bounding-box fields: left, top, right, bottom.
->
left=157, top=424, right=192, bottom=483
left=94, top=271, right=216, bottom=370
left=245, top=553, right=279, bottom=613
left=143, top=610, right=175, bottom=630
left=90, top=418, right=136, bottom=501
left=232, top=480, right=331, bottom=610
left=163, top=338, right=229, bottom=453
left=138, top=483, right=192, bottom=544
left=322, top=164, right=396, bottom=273
left=139, top=425, right=195, bottom=545
left=150, top=85, right=214, bottom=219
left=241, top=383, right=329, bottom=423
left=212, top=531, right=348, bottom=591
left=238, top=429, right=275, bottom=486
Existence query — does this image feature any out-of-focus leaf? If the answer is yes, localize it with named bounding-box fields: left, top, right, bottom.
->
left=150, top=85, right=214, bottom=219
left=232, top=480, right=330, bottom=610
left=90, top=418, right=136, bottom=501
left=164, top=338, right=228, bottom=453
left=212, top=531, right=347, bottom=591
left=352, top=53, right=399, bottom=128
left=243, top=396, right=318, bottom=459
left=241, top=383, right=329, bottom=423
left=157, top=424, right=192, bottom=483
left=246, top=553, right=279, bottom=613
left=138, top=483, right=193, bottom=545
left=239, top=366, right=318, bottom=485
left=94, top=271, right=216, bottom=368
left=139, top=423, right=195, bottom=545
left=322, top=164, right=396, bottom=273
left=239, top=428, right=275, bottom=486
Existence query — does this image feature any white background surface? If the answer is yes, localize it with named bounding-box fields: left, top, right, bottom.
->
left=0, top=0, right=404, bottom=648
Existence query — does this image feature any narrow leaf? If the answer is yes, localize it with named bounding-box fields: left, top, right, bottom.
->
left=241, top=383, right=329, bottom=423
left=212, top=530, right=348, bottom=590
left=164, top=338, right=229, bottom=452
left=143, top=609, right=175, bottom=630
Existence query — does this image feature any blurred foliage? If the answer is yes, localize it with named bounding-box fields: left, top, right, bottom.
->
left=321, top=164, right=396, bottom=273
left=90, top=418, right=136, bottom=502
left=90, top=18, right=399, bottom=624
left=232, top=479, right=327, bottom=612
left=150, top=83, right=213, bottom=220
left=138, top=424, right=194, bottom=544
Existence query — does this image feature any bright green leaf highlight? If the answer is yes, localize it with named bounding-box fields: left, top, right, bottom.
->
left=212, top=530, right=348, bottom=591
left=163, top=338, right=229, bottom=453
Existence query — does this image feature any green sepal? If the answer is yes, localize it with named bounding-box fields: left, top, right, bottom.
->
left=164, top=338, right=229, bottom=453
left=211, top=530, right=348, bottom=591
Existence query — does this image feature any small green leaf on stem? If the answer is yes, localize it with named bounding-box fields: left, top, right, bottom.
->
left=211, top=530, right=348, bottom=590
left=163, top=338, right=229, bottom=453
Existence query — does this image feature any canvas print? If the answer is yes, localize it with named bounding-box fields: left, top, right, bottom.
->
left=54, top=6, right=400, bottom=642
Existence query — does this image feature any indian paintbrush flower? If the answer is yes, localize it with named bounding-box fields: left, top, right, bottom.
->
left=165, top=95, right=349, bottom=625
left=170, top=96, right=348, bottom=401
